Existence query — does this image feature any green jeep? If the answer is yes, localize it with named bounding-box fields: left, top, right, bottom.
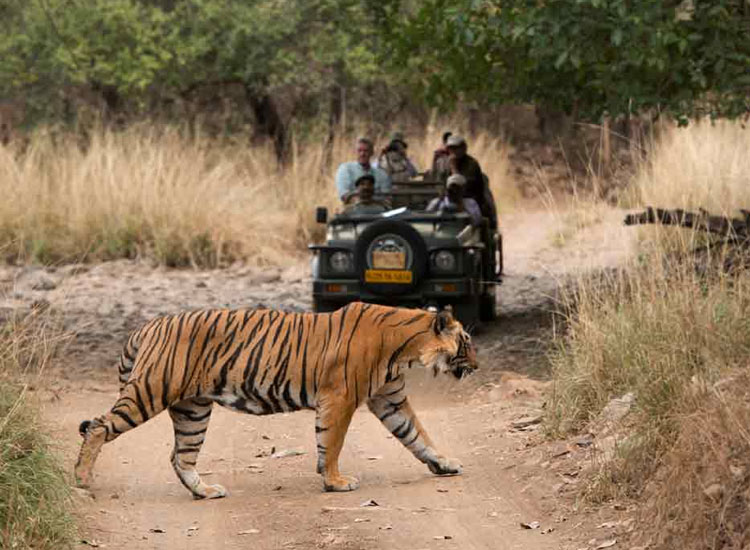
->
left=309, top=178, right=502, bottom=327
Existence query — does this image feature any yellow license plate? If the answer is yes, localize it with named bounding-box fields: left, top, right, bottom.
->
left=365, top=269, right=413, bottom=284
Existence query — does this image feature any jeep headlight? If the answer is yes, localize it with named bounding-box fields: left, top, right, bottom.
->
left=329, top=251, right=353, bottom=273
left=432, top=250, right=456, bottom=272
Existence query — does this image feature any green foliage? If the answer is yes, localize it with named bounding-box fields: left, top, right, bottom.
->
left=30, top=238, right=55, bottom=265
left=0, top=385, right=75, bottom=549
left=385, top=0, right=750, bottom=122
left=0, top=0, right=388, bottom=129
left=2, top=0, right=746, bottom=127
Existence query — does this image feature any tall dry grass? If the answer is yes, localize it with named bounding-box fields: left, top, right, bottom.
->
left=0, top=124, right=516, bottom=267
left=549, top=120, right=750, bottom=549
left=631, top=120, right=750, bottom=215
left=0, top=309, right=75, bottom=549
left=0, top=126, right=340, bottom=266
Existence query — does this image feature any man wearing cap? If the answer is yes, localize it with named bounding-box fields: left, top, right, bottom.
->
left=374, top=131, right=418, bottom=184
left=344, top=173, right=389, bottom=214
left=336, top=137, right=391, bottom=203
left=437, top=135, right=497, bottom=229
left=429, top=131, right=453, bottom=179
left=426, top=174, right=482, bottom=226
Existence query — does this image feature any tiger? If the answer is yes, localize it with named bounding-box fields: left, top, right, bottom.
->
left=75, top=302, right=478, bottom=498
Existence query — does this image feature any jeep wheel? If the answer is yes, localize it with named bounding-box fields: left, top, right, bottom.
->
left=496, top=232, right=503, bottom=277
left=479, top=292, right=497, bottom=322
left=452, top=297, right=481, bottom=329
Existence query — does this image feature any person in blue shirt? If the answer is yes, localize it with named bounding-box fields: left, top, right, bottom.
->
left=336, top=137, right=391, bottom=203
left=426, top=174, right=483, bottom=226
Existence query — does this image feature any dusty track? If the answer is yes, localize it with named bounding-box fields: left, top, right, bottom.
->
left=4, top=205, right=635, bottom=549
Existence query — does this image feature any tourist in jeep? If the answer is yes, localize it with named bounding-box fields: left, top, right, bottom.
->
left=343, top=174, right=389, bottom=215
left=336, top=137, right=391, bottom=203
left=374, top=132, right=418, bottom=184
left=429, top=131, right=453, bottom=179
left=426, top=174, right=482, bottom=226
left=434, top=135, right=497, bottom=230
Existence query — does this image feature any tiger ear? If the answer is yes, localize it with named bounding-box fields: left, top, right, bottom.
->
left=433, top=308, right=454, bottom=335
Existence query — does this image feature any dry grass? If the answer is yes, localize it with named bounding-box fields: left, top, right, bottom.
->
left=549, top=120, right=750, bottom=549
left=0, top=126, right=340, bottom=266
left=644, top=371, right=750, bottom=549
left=546, top=198, right=609, bottom=248
left=0, top=124, right=517, bottom=267
left=630, top=120, right=750, bottom=215
left=0, top=309, right=75, bottom=549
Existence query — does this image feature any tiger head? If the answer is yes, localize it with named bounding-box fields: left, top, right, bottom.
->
left=419, top=309, right=478, bottom=379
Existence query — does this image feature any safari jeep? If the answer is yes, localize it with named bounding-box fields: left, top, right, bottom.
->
left=309, top=182, right=502, bottom=327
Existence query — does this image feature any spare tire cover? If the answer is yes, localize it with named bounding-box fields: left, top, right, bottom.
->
left=354, top=219, right=428, bottom=296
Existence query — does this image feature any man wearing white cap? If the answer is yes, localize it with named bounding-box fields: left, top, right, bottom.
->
left=439, top=135, right=497, bottom=229
left=426, top=174, right=482, bottom=226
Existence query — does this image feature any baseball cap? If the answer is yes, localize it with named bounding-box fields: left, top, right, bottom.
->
left=446, top=174, right=467, bottom=188
left=355, top=173, right=375, bottom=186
left=446, top=135, right=466, bottom=148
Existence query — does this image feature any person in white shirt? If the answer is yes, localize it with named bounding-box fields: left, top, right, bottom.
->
left=373, top=132, right=419, bottom=184
left=335, top=137, right=391, bottom=202
left=426, top=174, right=482, bottom=226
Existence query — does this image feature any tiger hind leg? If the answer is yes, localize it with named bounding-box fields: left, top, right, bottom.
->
left=168, top=398, right=226, bottom=499
left=315, top=396, right=359, bottom=492
left=367, top=375, right=462, bottom=476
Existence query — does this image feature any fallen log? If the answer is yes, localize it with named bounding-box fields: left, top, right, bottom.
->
left=624, top=207, right=750, bottom=245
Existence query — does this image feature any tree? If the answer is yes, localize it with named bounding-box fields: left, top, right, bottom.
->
left=384, top=0, right=750, bottom=123
left=0, top=0, right=393, bottom=159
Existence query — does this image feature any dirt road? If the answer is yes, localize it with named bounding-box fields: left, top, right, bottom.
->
left=7, top=205, right=635, bottom=549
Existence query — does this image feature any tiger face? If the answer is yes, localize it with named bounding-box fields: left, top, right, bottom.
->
left=419, top=310, right=478, bottom=379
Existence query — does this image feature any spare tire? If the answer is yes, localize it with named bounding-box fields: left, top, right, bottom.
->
left=354, top=219, right=428, bottom=296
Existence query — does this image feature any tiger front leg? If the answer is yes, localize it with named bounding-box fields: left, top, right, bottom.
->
left=315, top=396, right=358, bottom=492
left=368, top=376, right=462, bottom=476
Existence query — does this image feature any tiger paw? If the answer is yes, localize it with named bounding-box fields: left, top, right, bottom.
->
left=193, top=483, right=228, bottom=500
left=74, top=475, right=91, bottom=489
left=428, top=456, right=463, bottom=476
left=74, top=467, right=92, bottom=489
left=323, top=475, right=360, bottom=492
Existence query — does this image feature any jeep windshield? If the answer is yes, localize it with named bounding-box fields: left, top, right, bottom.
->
left=326, top=212, right=472, bottom=241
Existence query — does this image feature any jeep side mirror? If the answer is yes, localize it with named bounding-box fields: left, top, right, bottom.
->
left=315, top=207, right=328, bottom=224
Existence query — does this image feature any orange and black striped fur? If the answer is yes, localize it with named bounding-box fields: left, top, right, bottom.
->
left=75, top=302, right=477, bottom=498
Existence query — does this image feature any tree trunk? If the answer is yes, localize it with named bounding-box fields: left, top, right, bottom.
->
left=325, top=60, right=346, bottom=167
left=247, top=90, right=288, bottom=164
left=600, top=115, right=611, bottom=175
left=535, top=103, right=572, bottom=141
left=0, top=100, right=23, bottom=146
left=91, top=82, right=123, bottom=124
